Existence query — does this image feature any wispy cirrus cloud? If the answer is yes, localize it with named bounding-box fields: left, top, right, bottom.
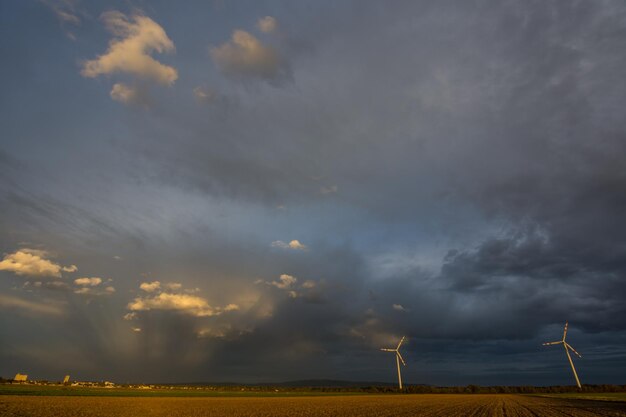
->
left=42, top=0, right=82, bottom=40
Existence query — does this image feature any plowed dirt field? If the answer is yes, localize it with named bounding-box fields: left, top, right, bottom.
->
left=2, top=394, right=626, bottom=416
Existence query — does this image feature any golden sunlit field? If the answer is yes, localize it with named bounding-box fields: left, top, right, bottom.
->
left=2, top=394, right=626, bottom=417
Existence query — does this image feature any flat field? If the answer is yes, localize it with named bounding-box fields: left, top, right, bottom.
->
left=539, top=393, right=626, bottom=402
left=2, top=394, right=626, bottom=417
left=0, top=384, right=360, bottom=397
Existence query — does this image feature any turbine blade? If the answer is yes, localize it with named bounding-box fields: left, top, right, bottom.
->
left=543, top=341, right=563, bottom=346
left=563, top=321, right=568, bottom=341
left=396, top=336, right=406, bottom=350
left=566, top=343, right=582, bottom=358
left=381, top=348, right=395, bottom=352
left=396, top=351, right=406, bottom=366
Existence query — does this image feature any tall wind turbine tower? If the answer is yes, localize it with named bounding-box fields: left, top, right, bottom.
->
left=381, top=336, right=407, bottom=389
left=543, top=322, right=582, bottom=388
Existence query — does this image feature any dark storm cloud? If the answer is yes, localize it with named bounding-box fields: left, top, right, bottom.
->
left=124, top=1, right=615, bottom=213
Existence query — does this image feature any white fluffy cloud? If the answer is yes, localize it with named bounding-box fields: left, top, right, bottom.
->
left=0, top=249, right=76, bottom=278
left=223, top=303, right=240, bottom=312
left=139, top=281, right=161, bottom=292
left=257, top=16, right=277, bottom=33
left=262, top=274, right=320, bottom=300
left=271, top=240, right=308, bottom=250
left=270, top=274, right=297, bottom=289
left=73, top=276, right=114, bottom=295
left=392, top=303, right=407, bottom=312
left=127, top=292, right=236, bottom=317
left=128, top=282, right=239, bottom=317
left=210, top=30, right=284, bottom=81
left=81, top=11, right=177, bottom=85
left=74, top=277, right=102, bottom=286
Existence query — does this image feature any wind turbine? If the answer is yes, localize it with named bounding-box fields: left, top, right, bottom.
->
left=381, top=336, right=407, bottom=389
left=543, top=322, right=582, bottom=388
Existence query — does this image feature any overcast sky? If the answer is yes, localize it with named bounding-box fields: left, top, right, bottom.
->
left=1, top=0, right=626, bottom=386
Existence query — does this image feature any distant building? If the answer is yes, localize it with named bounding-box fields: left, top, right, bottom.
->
left=63, top=375, right=70, bottom=384
left=14, top=373, right=28, bottom=382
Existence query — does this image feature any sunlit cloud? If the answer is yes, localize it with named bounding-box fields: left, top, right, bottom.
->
left=262, top=274, right=321, bottom=301
left=223, top=303, right=240, bottom=312
left=0, top=249, right=76, bottom=278
left=128, top=282, right=239, bottom=317
left=139, top=281, right=161, bottom=292
left=257, top=16, right=277, bottom=33
left=210, top=30, right=286, bottom=81
left=74, top=277, right=102, bottom=286
left=127, top=292, right=237, bottom=317
left=72, top=276, right=113, bottom=295
left=269, top=273, right=297, bottom=289
left=267, top=274, right=296, bottom=297
left=271, top=240, right=308, bottom=250
left=392, top=303, right=408, bottom=312
left=81, top=11, right=177, bottom=85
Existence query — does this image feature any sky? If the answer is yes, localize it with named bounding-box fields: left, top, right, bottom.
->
left=1, top=0, right=626, bottom=386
